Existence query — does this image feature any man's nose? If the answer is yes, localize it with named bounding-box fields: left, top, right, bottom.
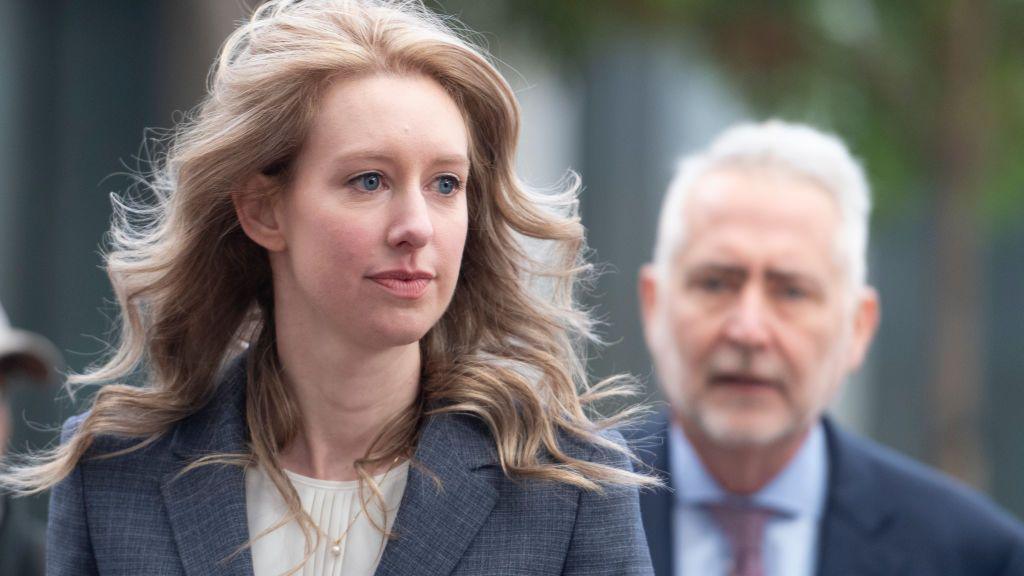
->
left=386, top=187, right=433, bottom=249
left=723, top=285, right=771, bottom=348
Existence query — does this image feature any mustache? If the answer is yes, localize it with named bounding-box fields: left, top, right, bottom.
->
left=706, top=346, right=786, bottom=385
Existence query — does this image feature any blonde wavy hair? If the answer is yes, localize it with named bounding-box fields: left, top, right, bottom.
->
left=3, top=0, right=652, bottom=560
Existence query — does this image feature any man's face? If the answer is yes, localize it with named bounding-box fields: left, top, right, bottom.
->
left=640, top=166, right=878, bottom=448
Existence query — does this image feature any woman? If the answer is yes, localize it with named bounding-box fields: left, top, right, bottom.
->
left=3, top=1, right=654, bottom=574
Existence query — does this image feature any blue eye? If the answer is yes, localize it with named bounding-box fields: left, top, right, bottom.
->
left=352, top=172, right=382, bottom=191
left=435, top=175, right=461, bottom=196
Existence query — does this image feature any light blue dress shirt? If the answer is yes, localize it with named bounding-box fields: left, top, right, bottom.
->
left=669, top=423, right=828, bottom=576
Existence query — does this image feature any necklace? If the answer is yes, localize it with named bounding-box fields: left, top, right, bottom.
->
left=325, top=457, right=403, bottom=559
left=328, top=508, right=362, bottom=557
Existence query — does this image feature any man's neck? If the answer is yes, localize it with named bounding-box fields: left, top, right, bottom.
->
left=680, top=420, right=812, bottom=495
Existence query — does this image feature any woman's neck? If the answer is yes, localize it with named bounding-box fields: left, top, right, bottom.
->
left=275, top=335, right=421, bottom=482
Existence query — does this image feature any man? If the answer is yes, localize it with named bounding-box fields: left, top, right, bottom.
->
left=0, top=300, right=59, bottom=576
left=635, top=120, right=1024, bottom=576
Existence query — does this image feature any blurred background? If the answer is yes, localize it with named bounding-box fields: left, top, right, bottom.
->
left=1, top=0, right=1021, bottom=525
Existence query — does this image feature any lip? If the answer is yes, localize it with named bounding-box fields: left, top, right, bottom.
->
left=366, top=269, right=435, bottom=299
left=709, top=373, right=782, bottom=391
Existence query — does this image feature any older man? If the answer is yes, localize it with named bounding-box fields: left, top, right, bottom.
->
left=0, top=300, right=58, bottom=576
left=636, top=120, right=1024, bottom=576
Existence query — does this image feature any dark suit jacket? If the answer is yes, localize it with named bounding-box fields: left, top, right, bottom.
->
left=46, top=356, right=653, bottom=575
left=634, top=412, right=1024, bottom=576
left=0, top=491, right=45, bottom=576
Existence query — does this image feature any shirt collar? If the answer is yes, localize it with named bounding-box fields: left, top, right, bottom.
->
left=669, top=420, right=828, bottom=519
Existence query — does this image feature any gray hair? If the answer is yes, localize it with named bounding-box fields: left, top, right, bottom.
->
left=652, top=120, right=872, bottom=288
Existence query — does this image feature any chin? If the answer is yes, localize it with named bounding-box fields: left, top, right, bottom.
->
left=696, top=407, right=800, bottom=449
left=373, top=326, right=431, bottom=348
left=366, top=314, right=439, bottom=348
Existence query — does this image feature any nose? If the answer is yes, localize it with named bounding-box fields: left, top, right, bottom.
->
left=723, top=284, right=771, bottom=349
left=386, top=188, right=433, bottom=250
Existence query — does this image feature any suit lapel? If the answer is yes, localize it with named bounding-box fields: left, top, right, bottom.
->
left=816, top=418, right=905, bottom=576
left=634, top=412, right=674, bottom=576
left=374, top=411, right=498, bottom=576
left=162, top=358, right=254, bottom=576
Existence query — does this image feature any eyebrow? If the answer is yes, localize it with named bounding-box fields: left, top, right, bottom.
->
left=687, top=263, right=824, bottom=288
left=687, top=263, right=747, bottom=278
left=332, top=151, right=470, bottom=170
left=765, top=269, right=822, bottom=287
left=431, top=154, right=471, bottom=168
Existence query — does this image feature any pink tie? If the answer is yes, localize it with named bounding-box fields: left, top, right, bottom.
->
left=704, top=502, right=772, bottom=576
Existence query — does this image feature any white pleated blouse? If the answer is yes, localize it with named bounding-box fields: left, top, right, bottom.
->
left=245, top=461, right=410, bottom=576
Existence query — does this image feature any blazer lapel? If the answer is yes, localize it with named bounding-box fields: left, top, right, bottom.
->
left=162, top=359, right=254, bottom=576
left=162, top=460, right=253, bottom=576
left=816, top=419, right=905, bottom=576
left=374, top=412, right=498, bottom=576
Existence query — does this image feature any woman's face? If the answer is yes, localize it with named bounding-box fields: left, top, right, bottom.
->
left=251, top=74, right=470, bottom=353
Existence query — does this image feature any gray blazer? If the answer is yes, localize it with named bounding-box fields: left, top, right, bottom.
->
left=46, top=357, right=653, bottom=575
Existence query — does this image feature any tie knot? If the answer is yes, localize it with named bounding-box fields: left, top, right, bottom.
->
left=703, top=501, right=774, bottom=576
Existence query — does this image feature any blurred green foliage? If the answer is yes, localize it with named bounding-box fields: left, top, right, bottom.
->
left=440, top=0, right=1024, bottom=233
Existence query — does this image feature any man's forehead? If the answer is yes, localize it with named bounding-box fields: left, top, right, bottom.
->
left=673, top=222, right=844, bottom=289
left=678, top=166, right=840, bottom=249
left=686, top=166, right=839, bottom=223
left=679, top=215, right=839, bottom=263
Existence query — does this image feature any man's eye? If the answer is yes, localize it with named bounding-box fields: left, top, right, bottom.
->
left=694, top=277, right=729, bottom=293
left=434, top=175, right=462, bottom=196
left=777, top=285, right=808, bottom=300
left=350, top=172, right=383, bottom=191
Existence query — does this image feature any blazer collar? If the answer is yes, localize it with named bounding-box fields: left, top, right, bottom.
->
left=816, top=417, right=904, bottom=576
left=161, top=355, right=254, bottom=576
left=167, top=354, right=250, bottom=460
left=374, top=409, right=499, bottom=576
left=158, top=355, right=506, bottom=576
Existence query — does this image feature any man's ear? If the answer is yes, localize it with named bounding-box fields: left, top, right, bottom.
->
left=845, top=286, right=880, bottom=372
left=232, top=174, right=287, bottom=252
left=0, top=389, right=11, bottom=457
left=638, top=264, right=662, bottom=350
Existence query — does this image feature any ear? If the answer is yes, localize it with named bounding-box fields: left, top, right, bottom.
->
left=0, top=398, right=10, bottom=456
left=232, top=174, right=287, bottom=252
left=638, top=264, right=663, bottom=350
left=845, top=286, right=880, bottom=372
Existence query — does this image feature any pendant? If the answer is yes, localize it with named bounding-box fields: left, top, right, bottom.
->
left=330, top=543, right=342, bottom=557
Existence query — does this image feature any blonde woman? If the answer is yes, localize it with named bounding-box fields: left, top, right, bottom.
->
left=1, top=1, right=654, bottom=575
